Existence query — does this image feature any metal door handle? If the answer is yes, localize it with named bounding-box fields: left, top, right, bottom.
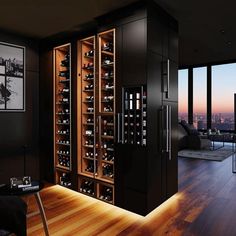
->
left=167, top=59, right=170, bottom=99
left=162, top=59, right=170, bottom=99
left=168, top=106, right=172, bottom=160
left=161, top=105, right=171, bottom=160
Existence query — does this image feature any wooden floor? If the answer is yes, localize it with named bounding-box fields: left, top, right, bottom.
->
left=27, top=153, right=236, bottom=236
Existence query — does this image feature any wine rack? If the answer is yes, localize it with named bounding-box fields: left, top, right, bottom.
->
left=79, top=177, right=96, bottom=197
left=78, top=176, right=114, bottom=204
left=56, top=170, right=72, bottom=188
left=79, top=36, right=97, bottom=178
left=123, top=86, right=147, bottom=146
left=98, top=29, right=115, bottom=185
left=54, top=43, right=72, bottom=188
left=77, top=29, right=115, bottom=204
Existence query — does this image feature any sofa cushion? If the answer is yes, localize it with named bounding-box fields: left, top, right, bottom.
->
left=180, top=120, right=199, bottom=136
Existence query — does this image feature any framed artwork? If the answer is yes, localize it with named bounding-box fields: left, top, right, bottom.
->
left=0, top=42, right=25, bottom=111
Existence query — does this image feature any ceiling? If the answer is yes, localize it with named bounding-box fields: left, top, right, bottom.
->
left=0, top=0, right=236, bottom=67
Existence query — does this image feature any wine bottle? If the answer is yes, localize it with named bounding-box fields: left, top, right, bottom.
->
left=86, top=96, right=94, bottom=101
left=85, top=73, right=94, bottom=80
left=84, top=50, right=94, bottom=57
left=58, top=71, right=69, bottom=77
left=85, top=162, right=94, bottom=173
left=84, top=84, right=94, bottom=90
left=102, top=42, right=113, bottom=52
left=103, top=57, right=112, bottom=65
left=60, top=173, right=71, bottom=187
left=80, top=180, right=94, bottom=195
left=103, top=96, right=114, bottom=102
left=104, top=82, right=114, bottom=89
left=85, top=130, right=93, bottom=135
left=102, top=164, right=113, bottom=178
left=104, top=105, right=113, bottom=112
left=86, top=118, right=94, bottom=123
left=87, top=107, right=94, bottom=113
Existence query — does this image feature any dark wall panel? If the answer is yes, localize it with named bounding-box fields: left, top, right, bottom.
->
left=0, top=31, right=39, bottom=183
left=39, top=47, right=54, bottom=182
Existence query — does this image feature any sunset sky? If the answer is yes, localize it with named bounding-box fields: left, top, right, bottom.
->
left=178, top=63, right=236, bottom=114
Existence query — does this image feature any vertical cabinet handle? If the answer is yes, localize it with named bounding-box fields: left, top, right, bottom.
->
left=162, top=59, right=170, bottom=99
left=161, top=105, right=172, bottom=160
left=168, top=106, right=172, bottom=160
left=166, top=105, right=169, bottom=154
left=167, top=59, right=170, bottom=99
left=117, top=113, right=124, bottom=144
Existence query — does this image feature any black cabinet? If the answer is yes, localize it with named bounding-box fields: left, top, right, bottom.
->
left=112, top=2, right=178, bottom=215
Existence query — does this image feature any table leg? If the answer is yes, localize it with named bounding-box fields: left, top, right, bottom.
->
left=34, top=192, right=49, bottom=236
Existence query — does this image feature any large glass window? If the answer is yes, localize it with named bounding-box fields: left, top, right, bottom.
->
left=212, top=63, right=236, bottom=131
left=178, top=69, right=188, bottom=122
left=193, top=67, right=207, bottom=130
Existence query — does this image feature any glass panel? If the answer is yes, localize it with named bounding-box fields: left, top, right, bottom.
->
left=193, top=67, right=207, bottom=130
left=212, top=63, right=236, bottom=131
left=178, top=69, right=188, bottom=122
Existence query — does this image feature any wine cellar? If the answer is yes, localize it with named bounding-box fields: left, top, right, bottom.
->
left=77, top=29, right=115, bottom=203
left=53, top=43, right=72, bottom=188
left=50, top=0, right=178, bottom=215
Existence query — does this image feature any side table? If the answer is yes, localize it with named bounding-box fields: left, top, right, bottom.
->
left=0, top=181, right=49, bottom=236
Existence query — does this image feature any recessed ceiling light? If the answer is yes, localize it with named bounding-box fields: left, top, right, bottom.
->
left=220, top=29, right=225, bottom=34
left=227, top=41, right=232, bottom=46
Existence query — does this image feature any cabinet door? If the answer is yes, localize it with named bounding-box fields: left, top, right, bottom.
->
left=122, top=18, right=147, bottom=86
left=162, top=19, right=178, bottom=63
left=161, top=101, right=178, bottom=199
left=146, top=52, right=164, bottom=210
left=168, top=25, right=178, bottom=63
left=162, top=58, right=178, bottom=102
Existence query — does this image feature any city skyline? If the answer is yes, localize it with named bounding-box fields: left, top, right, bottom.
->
left=179, top=63, right=236, bottom=114
left=179, top=112, right=235, bottom=130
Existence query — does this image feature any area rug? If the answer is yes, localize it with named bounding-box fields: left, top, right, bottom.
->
left=178, top=146, right=235, bottom=161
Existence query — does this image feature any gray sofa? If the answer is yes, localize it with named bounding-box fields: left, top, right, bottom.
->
left=178, top=120, right=212, bottom=150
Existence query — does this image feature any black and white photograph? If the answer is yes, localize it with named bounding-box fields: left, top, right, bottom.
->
left=0, top=42, right=25, bottom=111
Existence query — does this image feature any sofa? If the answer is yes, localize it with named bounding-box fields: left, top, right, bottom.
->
left=178, top=120, right=212, bottom=150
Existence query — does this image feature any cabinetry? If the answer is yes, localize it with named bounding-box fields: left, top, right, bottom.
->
left=77, top=29, right=115, bottom=204
left=53, top=44, right=72, bottom=188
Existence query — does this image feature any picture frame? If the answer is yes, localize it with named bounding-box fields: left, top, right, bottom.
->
left=0, top=42, right=25, bottom=112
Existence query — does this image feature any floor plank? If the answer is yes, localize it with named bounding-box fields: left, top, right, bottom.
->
left=26, top=153, right=236, bottom=235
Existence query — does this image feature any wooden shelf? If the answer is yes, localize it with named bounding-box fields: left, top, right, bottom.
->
left=82, top=66, right=94, bottom=70
left=56, top=113, right=70, bottom=115
left=56, top=142, right=70, bottom=146
left=96, top=176, right=114, bottom=184
left=55, top=166, right=71, bottom=172
left=54, top=43, right=72, bottom=184
left=83, top=156, right=97, bottom=161
left=101, top=51, right=114, bottom=56
left=101, top=135, right=114, bottom=140
left=59, top=79, right=70, bottom=83
left=55, top=165, right=70, bottom=171
left=102, top=159, right=114, bottom=165
left=82, top=123, right=94, bottom=126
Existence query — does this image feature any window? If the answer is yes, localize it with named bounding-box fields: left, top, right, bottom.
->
left=178, top=69, right=188, bottom=122
left=212, top=63, right=236, bottom=131
left=193, top=67, right=207, bottom=130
